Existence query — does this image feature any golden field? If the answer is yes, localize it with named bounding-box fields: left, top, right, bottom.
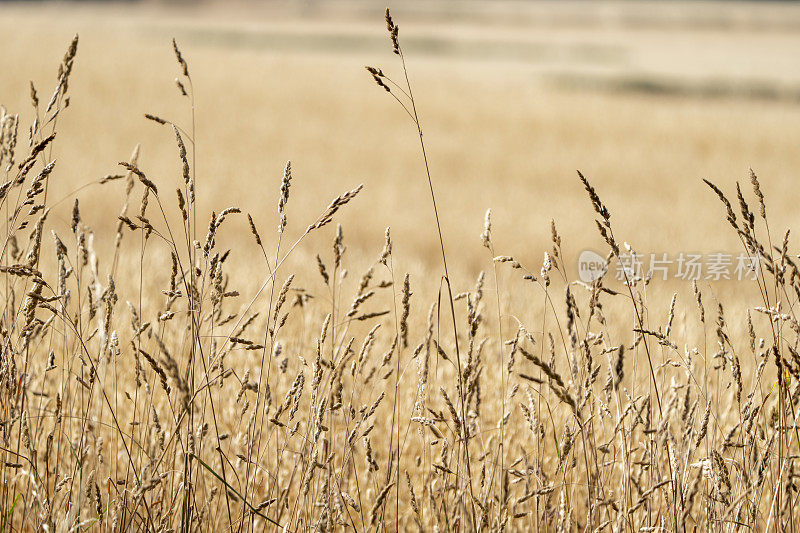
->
left=1, top=1, right=800, bottom=531
left=3, top=2, right=800, bottom=273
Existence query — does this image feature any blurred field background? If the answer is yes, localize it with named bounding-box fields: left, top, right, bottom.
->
left=3, top=0, right=800, bottom=283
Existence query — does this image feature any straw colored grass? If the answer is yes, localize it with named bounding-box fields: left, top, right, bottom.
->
left=2, top=5, right=800, bottom=532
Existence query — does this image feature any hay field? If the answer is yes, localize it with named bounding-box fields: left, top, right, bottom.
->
left=1, top=1, right=800, bottom=530
left=3, top=2, right=800, bottom=273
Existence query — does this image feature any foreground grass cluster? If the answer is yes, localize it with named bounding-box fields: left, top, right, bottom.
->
left=1, top=11, right=798, bottom=532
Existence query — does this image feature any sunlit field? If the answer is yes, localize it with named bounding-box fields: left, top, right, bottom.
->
left=2, top=1, right=800, bottom=530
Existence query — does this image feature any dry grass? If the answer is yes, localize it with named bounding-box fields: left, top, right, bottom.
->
left=3, top=3, right=800, bottom=274
left=2, top=2, right=800, bottom=531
